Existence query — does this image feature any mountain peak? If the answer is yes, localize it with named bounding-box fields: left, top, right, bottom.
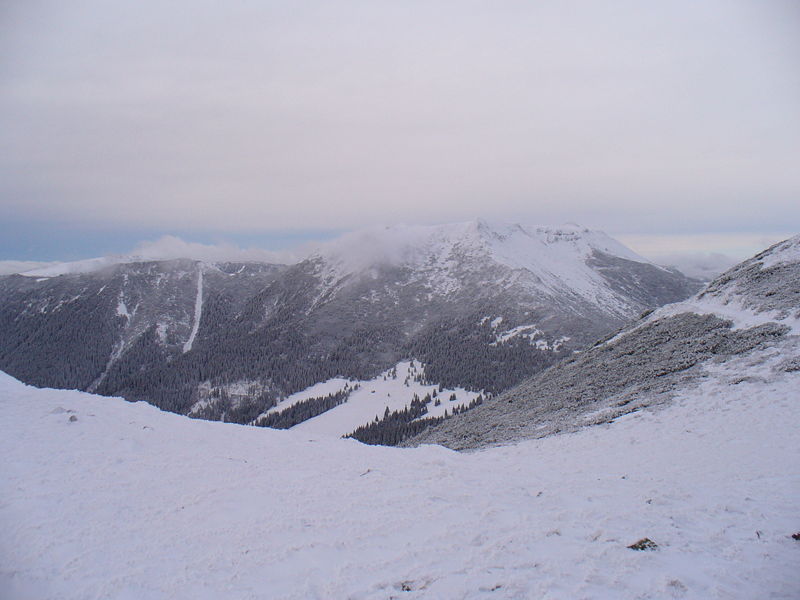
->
left=311, top=221, right=650, bottom=278
left=299, top=219, right=691, bottom=320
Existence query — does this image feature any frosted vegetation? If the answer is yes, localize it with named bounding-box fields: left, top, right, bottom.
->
left=410, top=235, right=800, bottom=449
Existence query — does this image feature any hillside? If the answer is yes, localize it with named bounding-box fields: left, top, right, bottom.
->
left=1, top=356, right=798, bottom=599
left=408, top=235, right=800, bottom=449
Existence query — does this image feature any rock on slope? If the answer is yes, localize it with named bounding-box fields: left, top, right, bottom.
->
left=408, top=234, right=800, bottom=450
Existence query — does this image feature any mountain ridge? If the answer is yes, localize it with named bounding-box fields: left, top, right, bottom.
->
left=0, top=221, right=701, bottom=432
left=407, top=234, right=799, bottom=449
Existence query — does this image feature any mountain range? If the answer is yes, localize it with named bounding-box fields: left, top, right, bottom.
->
left=1, top=233, right=797, bottom=599
left=0, top=221, right=700, bottom=432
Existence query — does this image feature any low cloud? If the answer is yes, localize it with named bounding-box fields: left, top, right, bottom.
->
left=611, top=231, right=799, bottom=280
left=131, top=236, right=299, bottom=265
left=0, top=260, right=59, bottom=275
left=655, top=252, right=738, bottom=281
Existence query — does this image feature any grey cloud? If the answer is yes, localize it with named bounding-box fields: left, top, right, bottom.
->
left=655, top=253, right=739, bottom=281
left=0, top=260, right=58, bottom=275
left=131, top=236, right=299, bottom=265
left=1, top=1, right=798, bottom=235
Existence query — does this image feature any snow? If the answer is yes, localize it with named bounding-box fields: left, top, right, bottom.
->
left=116, top=294, right=130, bottom=319
left=313, top=221, right=652, bottom=280
left=481, top=223, right=648, bottom=314
left=649, top=295, right=800, bottom=335
left=756, top=234, right=800, bottom=269
left=540, top=335, right=570, bottom=351
left=488, top=324, right=570, bottom=350
left=10, top=238, right=296, bottom=278
left=6, top=221, right=657, bottom=323
left=306, top=220, right=655, bottom=314
left=183, top=265, right=203, bottom=353
left=261, top=361, right=480, bottom=437
left=611, top=235, right=800, bottom=343
left=256, top=377, right=353, bottom=418
left=1, top=344, right=798, bottom=599
left=492, top=324, right=540, bottom=345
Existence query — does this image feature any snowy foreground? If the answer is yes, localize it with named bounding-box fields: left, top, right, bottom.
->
left=1, top=358, right=798, bottom=599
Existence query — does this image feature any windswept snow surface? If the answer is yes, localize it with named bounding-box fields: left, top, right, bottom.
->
left=1, top=362, right=798, bottom=599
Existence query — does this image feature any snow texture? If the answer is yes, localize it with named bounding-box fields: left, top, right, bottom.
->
left=1, top=357, right=798, bottom=599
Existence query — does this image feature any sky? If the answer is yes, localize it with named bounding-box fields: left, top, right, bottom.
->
left=1, top=1, right=798, bottom=265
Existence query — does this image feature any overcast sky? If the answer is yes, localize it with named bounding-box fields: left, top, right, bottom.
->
left=1, top=1, right=798, bottom=262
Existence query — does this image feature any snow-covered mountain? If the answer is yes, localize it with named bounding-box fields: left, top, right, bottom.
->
left=0, top=221, right=699, bottom=434
left=410, top=234, right=800, bottom=449
left=306, top=221, right=692, bottom=316
left=309, top=221, right=658, bottom=314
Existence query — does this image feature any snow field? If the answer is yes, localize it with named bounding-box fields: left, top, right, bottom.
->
left=258, top=360, right=481, bottom=437
left=1, top=348, right=798, bottom=599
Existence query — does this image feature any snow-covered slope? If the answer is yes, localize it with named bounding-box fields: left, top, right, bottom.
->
left=1, top=361, right=798, bottom=599
left=410, top=234, right=800, bottom=449
left=627, top=234, right=800, bottom=335
left=251, top=360, right=482, bottom=438
left=309, top=220, right=670, bottom=316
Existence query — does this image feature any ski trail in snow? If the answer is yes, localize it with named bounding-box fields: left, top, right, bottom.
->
left=183, top=265, right=203, bottom=353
